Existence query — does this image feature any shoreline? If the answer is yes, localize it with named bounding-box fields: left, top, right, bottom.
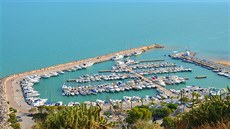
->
left=0, top=44, right=163, bottom=129
left=216, top=61, right=230, bottom=67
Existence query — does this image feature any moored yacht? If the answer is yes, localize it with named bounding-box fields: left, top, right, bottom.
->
left=111, top=55, right=124, bottom=60
left=133, top=51, right=142, bottom=55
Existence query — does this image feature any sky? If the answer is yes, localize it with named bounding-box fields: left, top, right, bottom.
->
left=1, top=0, right=228, bottom=3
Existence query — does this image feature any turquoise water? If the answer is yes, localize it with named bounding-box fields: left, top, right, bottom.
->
left=1, top=2, right=229, bottom=103
left=34, top=49, right=229, bottom=103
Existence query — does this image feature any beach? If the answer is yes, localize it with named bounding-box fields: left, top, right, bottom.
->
left=217, top=61, right=230, bottom=67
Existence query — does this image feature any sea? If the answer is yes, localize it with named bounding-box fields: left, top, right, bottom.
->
left=1, top=1, right=229, bottom=103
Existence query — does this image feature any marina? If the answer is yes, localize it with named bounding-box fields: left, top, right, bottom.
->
left=2, top=44, right=164, bottom=108
left=0, top=45, right=229, bottom=129
left=1, top=2, right=229, bottom=128
left=1, top=45, right=229, bottom=111
left=169, top=51, right=230, bottom=79
left=4, top=47, right=229, bottom=109
left=17, top=49, right=230, bottom=107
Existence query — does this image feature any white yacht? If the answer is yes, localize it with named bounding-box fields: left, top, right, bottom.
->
left=154, top=79, right=166, bottom=87
left=25, top=92, right=40, bottom=97
left=81, top=62, right=94, bottom=68
left=111, top=55, right=124, bottom=60
left=57, top=70, right=65, bottom=74
left=41, top=74, right=51, bottom=78
left=32, top=98, right=48, bottom=107
left=133, top=51, right=142, bottom=55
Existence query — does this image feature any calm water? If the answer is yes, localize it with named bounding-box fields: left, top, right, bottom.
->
left=1, top=2, right=229, bottom=103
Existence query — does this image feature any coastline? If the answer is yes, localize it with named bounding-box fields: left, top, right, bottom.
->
left=0, top=44, right=162, bottom=129
left=216, top=61, right=230, bottom=67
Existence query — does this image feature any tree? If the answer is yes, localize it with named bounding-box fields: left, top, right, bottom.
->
left=10, top=122, right=20, bottom=129
left=130, top=99, right=133, bottom=109
left=188, top=92, right=201, bottom=109
left=119, top=101, right=124, bottom=111
left=37, top=106, right=46, bottom=113
left=140, top=98, right=144, bottom=106
left=151, top=107, right=172, bottom=118
left=166, top=103, right=178, bottom=111
left=170, top=96, right=174, bottom=103
left=126, top=107, right=152, bottom=124
left=162, top=116, right=176, bottom=129
left=8, top=113, right=17, bottom=123
left=180, top=96, right=189, bottom=104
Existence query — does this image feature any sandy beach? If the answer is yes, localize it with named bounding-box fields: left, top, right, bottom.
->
left=0, top=44, right=162, bottom=129
left=217, top=61, right=230, bottom=67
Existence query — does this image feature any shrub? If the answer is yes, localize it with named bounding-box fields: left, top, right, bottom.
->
left=8, top=113, right=17, bottom=124
left=166, top=103, right=178, bottom=111
left=134, top=120, right=158, bottom=129
left=10, top=122, right=20, bottom=129
left=126, top=107, right=152, bottom=124
left=152, top=107, right=172, bottom=118
left=9, top=107, right=17, bottom=113
left=162, top=117, right=176, bottom=129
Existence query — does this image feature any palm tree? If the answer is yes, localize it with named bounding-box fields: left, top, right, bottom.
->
left=140, top=98, right=144, bottom=106
left=130, top=99, right=133, bottom=109
left=170, top=96, right=174, bottom=103
left=119, top=101, right=124, bottom=111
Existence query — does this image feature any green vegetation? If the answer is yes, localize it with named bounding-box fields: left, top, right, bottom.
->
left=126, top=106, right=152, bottom=124
left=8, top=113, right=20, bottom=129
left=162, top=87, right=230, bottom=129
left=166, top=103, right=178, bottom=111
left=133, top=120, right=160, bottom=129
left=29, top=107, right=37, bottom=115
left=10, top=123, right=21, bottom=129
left=162, top=116, right=176, bottom=129
left=179, top=96, right=189, bottom=104
left=31, top=87, right=229, bottom=129
left=151, top=107, right=172, bottom=118
left=103, top=111, right=112, bottom=118
left=9, top=107, right=17, bottom=113
left=33, top=104, right=110, bottom=129
left=194, top=118, right=230, bottom=129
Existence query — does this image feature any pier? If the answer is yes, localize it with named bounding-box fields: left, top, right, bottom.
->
left=121, top=65, right=175, bottom=97
left=139, top=59, right=165, bottom=62
left=98, top=70, right=113, bottom=73
left=169, top=51, right=230, bottom=78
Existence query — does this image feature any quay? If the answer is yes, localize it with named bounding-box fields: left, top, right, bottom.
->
left=169, top=51, right=230, bottom=78
left=139, top=59, right=165, bottom=62
left=98, top=70, right=113, bottom=73
left=121, top=65, right=175, bottom=97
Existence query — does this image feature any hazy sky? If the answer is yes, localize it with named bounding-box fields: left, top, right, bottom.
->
left=1, top=0, right=228, bottom=2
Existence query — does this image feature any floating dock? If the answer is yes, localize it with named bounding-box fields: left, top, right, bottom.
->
left=139, top=59, right=165, bottom=62
left=121, top=65, right=175, bottom=97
